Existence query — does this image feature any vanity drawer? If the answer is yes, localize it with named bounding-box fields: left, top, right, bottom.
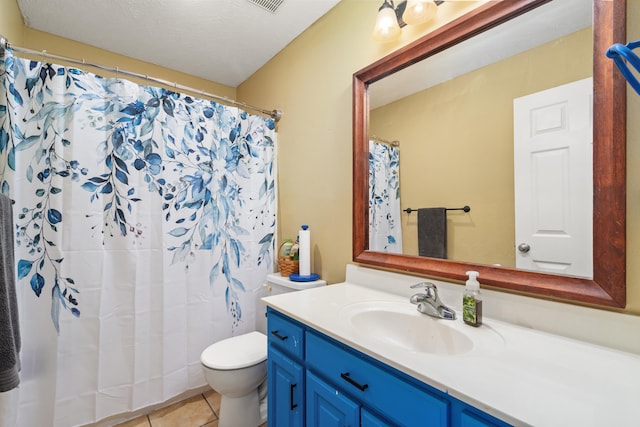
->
left=267, top=309, right=305, bottom=359
left=306, top=331, right=448, bottom=426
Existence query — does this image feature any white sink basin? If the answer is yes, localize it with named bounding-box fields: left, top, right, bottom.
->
left=340, top=300, right=503, bottom=356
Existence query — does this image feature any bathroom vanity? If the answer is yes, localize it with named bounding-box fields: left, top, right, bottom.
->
left=263, top=265, right=640, bottom=427
left=267, top=308, right=509, bottom=426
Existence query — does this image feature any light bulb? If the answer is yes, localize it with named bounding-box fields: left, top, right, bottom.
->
left=403, top=0, right=437, bottom=26
left=372, top=2, right=401, bottom=43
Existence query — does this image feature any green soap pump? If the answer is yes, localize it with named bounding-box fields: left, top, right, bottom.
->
left=463, top=271, right=482, bottom=327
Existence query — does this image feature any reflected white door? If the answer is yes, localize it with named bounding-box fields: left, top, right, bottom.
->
left=513, top=77, right=592, bottom=278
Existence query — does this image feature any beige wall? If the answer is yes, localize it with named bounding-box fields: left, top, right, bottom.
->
left=2, top=0, right=639, bottom=313
left=370, top=28, right=591, bottom=266
left=239, top=0, right=640, bottom=314
left=237, top=0, right=481, bottom=285
left=0, top=0, right=23, bottom=45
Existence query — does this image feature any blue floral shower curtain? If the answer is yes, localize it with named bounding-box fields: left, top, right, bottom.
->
left=369, top=140, right=402, bottom=253
left=0, top=50, right=276, bottom=426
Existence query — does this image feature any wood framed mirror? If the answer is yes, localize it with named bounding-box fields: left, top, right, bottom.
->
left=353, top=0, right=626, bottom=308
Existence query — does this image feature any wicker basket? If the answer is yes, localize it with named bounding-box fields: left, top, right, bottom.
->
left=277, top=241, right=299, bottom=276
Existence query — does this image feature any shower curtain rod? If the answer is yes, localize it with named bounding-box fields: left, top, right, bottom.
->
left=370, top=135, right=399, bottom=147
left=0, top=35, right=282, bottom=122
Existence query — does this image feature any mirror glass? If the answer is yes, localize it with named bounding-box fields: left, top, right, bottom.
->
left=353, top=0, right=626, bottom=308
left=368, top=0, right=593, bottom=278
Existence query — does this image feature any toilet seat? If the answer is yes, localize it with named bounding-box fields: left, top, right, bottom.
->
left=201, top=331, right=267, bottom=370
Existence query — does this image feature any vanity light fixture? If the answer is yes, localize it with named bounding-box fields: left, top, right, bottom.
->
left=372, top=0, right=443, bottom=43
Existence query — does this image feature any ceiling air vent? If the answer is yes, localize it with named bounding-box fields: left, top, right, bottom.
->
left=247, top=0, right=284, bottom=13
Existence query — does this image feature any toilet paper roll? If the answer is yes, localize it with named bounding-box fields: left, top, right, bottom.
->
left=299, top=225, right=311, bottom=276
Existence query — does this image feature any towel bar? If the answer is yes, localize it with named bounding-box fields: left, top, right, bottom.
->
left=403, top=206, right=470, bottom=214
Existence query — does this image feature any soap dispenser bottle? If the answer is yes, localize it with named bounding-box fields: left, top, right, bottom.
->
left=463, top=271, right=482, bottom=327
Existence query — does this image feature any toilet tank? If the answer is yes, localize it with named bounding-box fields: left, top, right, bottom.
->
left=255, top=273, right=327, bottom=334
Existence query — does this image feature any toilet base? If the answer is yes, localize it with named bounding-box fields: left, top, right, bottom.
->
left=218, top=388, right=265, bottom=427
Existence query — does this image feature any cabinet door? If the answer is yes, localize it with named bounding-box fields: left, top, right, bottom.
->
left=458, top=409, right=512, bottom=427
left=306, top=371, right=360, bottom=427
left=451, top=399, right=513, bottom=427
left=268, top=346, right=304, bottom=427
left=362, top=409, right=392, bottom=427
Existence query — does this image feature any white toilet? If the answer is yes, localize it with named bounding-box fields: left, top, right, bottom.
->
left=200, top=273, right=326, bottom=427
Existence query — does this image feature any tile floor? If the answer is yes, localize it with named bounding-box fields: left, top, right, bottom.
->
left=113, top=390, right=267, bottom=427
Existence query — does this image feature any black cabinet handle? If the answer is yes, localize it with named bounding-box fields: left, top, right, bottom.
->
left=271, top=330, right=288, bottom=341
left=340, top=372, right=369, bottom=391
left=290, top=383, right=298, bottom=410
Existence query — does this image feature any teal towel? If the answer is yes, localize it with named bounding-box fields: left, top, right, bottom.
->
left=0, top=194, right=20, bottom=392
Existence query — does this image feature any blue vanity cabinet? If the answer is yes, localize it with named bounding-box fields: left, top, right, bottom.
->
left=266, top=308, right=512, bottom=427
left=267, top=310, right=305, bottom=427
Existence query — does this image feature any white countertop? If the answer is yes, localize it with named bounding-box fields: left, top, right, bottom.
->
left=263, top=281, right=640, bottom=426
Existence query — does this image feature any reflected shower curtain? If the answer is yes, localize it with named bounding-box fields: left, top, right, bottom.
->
left=0, top=50, right=276, bottom=427
left=368, top=140, right=402, bottom=253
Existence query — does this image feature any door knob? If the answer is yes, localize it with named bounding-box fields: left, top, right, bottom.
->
left=518, top=243, right=531, bottom=253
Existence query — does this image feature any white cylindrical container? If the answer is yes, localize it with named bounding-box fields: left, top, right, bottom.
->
left=298, top=224, right=311, bottom=276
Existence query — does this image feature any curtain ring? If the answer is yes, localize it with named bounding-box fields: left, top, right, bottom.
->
left=81, top=58, right=85, bottom=65
left=41, top=49, right=47, bottom=58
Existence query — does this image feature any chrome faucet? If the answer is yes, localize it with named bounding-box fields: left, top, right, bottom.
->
left=409, top=282, right=456, bottom=320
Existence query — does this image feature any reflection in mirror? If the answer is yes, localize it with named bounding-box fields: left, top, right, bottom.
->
left=368, top=137, right=403, bottom=254
left=368, top=0, right=593, bottom=279
left=353, top=0, right=627, bottom=308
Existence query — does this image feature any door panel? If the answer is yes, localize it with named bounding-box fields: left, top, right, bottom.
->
left=513, top=77, right=593, bottom=278
left=306, top=371, right=359, bottom=427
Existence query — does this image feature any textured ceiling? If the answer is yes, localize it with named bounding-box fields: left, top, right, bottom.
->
left=15, top=0, right=342, bottom=87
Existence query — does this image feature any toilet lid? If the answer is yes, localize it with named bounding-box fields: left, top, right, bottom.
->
left=201, top=331, right=267, bottom=370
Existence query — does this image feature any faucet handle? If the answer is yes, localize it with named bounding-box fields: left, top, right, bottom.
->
left=410, top=282, right=437, bottom=300
left=410, top=281, right=436, bottom=290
